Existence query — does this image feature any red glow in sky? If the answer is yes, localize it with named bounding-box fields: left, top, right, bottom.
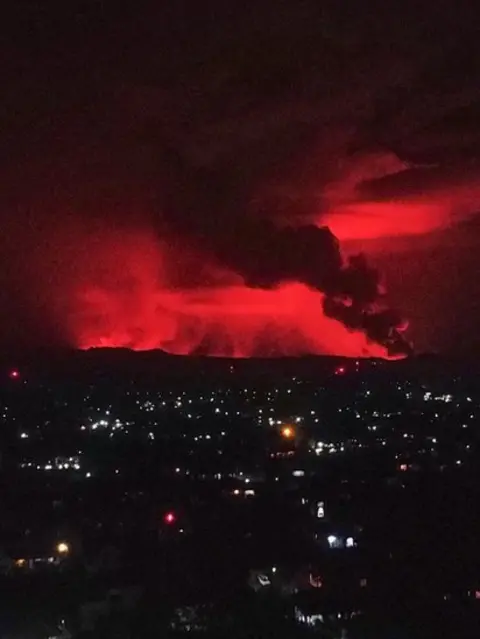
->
left=22, top=146, right=480, bottom=359
left=319, top=171, right=480, bottom=246
left=322, top=201, right=445, bottom=242
left=15, top=178, right=469, bottom=359
left=69, top=229, right=390, bottom=358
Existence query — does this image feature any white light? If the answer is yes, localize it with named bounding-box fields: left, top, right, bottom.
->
left=346, top=537, right=355, bottom=548
left=272, top=566, right=277, bottom=573
left=327, top=535, right=337, bottom=547
left=292, top=470, right=305, bottom=477
left=20, top=432, right=28, bottom=439
left=56, top=542, right=70, bottom=555
left=316, top=502, right=325, bottom=519
left=86, top=472, right=92, bottom=478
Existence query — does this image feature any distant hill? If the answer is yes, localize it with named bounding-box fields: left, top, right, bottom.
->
left=0, top=347, right=451, bottom=387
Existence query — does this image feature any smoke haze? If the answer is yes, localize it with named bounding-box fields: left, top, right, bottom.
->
left=2, top=1, right=480, bottom=356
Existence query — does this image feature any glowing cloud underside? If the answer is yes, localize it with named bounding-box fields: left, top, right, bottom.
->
left=71, top=230, right=389, bottom=358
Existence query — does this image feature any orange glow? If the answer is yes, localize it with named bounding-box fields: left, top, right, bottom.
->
left=56, top=541, right=70, bottom=555
left=281, top=425, right=295, bottom=439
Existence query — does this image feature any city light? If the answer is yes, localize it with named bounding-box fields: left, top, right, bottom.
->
left=281, top=425, right=295, bottom=440
left=309, top=573, right=323, bottom=588
left=327, top=535, right=338, bottom=548
left=56, top=542, right=70, bottom=555
left=257, top=574, right=271, bottom=586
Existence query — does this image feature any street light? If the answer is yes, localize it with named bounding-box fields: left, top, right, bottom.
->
left=327, top=535, right=337, bottom=548
left=56, top=541, right=70, bottom=555
left=281, top=426, right=295, bottom=440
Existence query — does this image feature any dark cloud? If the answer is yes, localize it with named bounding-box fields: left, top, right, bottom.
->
left=2, top=1, right=480, bottom=354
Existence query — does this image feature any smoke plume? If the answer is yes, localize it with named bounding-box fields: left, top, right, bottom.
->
left=3, top=1, right=480, bottom=357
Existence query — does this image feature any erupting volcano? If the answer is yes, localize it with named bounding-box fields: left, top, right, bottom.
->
left=3, top=2, right=480, bottom=358
left=67, top=221, right=410, bottom=359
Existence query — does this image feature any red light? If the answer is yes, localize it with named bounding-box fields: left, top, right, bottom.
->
left=335, top=366, right=346, bottom=375
left=164, top=511, right=176, bottom=525
left=9, top=369, right=20, bottom=380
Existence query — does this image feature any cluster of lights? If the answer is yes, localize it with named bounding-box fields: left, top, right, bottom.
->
left=232, top=487, right=256, bottom=497
left=20, top=459, right=80, bottom=471
left=314, top=441, right=346, bottom=455
left=14, top=541, right=70, bottom=571
left=81, top=417, right=128, bottom=437
left=327, top=535, right=356, bottom=549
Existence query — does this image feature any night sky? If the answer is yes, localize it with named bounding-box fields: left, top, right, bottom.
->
left=2, top=1, right=480, bottom=357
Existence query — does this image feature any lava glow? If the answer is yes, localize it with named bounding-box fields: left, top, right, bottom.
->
left=70, top=229, right=389, bottom=358
left=77, top=280, right=388, bottom=358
